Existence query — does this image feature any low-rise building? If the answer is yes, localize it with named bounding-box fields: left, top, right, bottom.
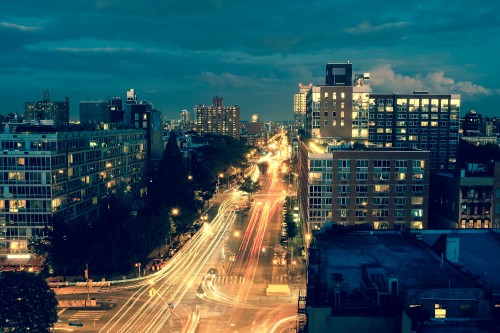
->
left=304, top=229, right=498, bottom=333
left=430, top=162, right=500, bottom=229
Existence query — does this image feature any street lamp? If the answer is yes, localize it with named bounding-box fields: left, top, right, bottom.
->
left=171, top=208, right=179, bottom=217
left=305, top=233, right=312, bottom=247
left=168, top=208, right=180, bottom=246
left=216, top=173, right=224, bottom=194
left=222, top=229, right=240, bottom=275
left=135, top=262, right=141, bottom=277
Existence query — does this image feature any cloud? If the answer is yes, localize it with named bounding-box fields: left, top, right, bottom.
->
left=0, top=21, right=40, bottom=32
left=345, top=21, right=409, bottom=34
left=370, top=65, right=494, bottom=96
left=196, top=71, right=274, bottom=88
left=54, top=47, right=135, bottom=53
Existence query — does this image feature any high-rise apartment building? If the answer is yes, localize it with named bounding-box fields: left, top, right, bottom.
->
left=0, top=128, right=148, bottom=260
left=294, top=83, right=312, bottom=135
left=369, top=92, right=460, bottom=170
left=180, top=110, right=191, bottom=131
left=123, top=89, right=163, bottom=161
left=297, top=139, right=430, bottom=233
left=24, top=91, right=69, bottom=126
left=305, top=63, right=370, bottom=140
left=195, top=96, right=240, bottom=140
left=303, top=63, right=460, bottom=170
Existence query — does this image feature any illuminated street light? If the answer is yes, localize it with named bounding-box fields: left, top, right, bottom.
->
left=216, top=173, right=224, bottom=194
left=135, top=262, right=141, bottom=277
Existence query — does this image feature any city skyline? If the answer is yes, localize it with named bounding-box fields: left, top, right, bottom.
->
left=1, top=0, right=500, bottom=121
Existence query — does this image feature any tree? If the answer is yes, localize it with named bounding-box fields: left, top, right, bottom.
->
left=30, top=218, right=88, bottom=279
left=239, top=176, right=260, bottom=204
left=257, top=161, right=269, bottom=174
left=284, top=211, right=298, bottom=240
left=150, top=131, right=196, bottom=227
left=199, top=190, right=215, bottom=207
left=85, top=197, right=136, bottom=275
left=0, top=271, right=58, bottom=332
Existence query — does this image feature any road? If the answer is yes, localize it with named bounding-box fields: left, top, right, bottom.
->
left=55, top=134, right=302, bottom=333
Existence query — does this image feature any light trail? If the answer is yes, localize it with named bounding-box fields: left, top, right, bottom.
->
left=99, top=193, right=246, bottom=332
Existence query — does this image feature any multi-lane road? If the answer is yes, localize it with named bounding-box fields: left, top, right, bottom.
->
left=55, top=140, right=302, bottom=333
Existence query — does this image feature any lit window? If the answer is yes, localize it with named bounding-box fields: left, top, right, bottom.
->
left=435, top=304, right=447, bottom=319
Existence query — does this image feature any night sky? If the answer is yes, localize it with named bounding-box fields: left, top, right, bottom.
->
left=1, top=0, right=499, bottom=121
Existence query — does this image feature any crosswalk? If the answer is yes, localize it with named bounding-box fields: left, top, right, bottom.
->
left=212, top=275, right=245, bottom=284
left=68, top=310, right=106, bottom=323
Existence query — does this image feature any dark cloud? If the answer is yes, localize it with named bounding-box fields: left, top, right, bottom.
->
left=0, top=0, right=499, bottom=120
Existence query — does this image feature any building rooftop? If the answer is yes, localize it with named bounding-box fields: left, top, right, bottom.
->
left=309, top=230, right=478, bottom=304
left=301, top=138, right=427, bottom=154
left=418, top=229, right=500, bottom=293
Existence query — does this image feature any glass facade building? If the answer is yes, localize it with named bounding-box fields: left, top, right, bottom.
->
left=0, top=129, right=148, bottom=258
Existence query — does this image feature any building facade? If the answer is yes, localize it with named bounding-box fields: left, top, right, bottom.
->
left=79, top=100, right=111, bottom=124
left=24, top=91, right=70, bottom=127
left=462, top=109, right=481, bottom=135
left=368, top=92, right=460, bottom=170
left=0, top=128, right=148, bottom=259
left=294, top=83, right=312, bottom=135
left=430, top=162, right=500, bottom=229
left=305, top=63, right=370, bottom=140
left=195, top=96, right=240, bottom=140
left=297, top=139, right=430, bottom=233
left=123, top=89, right=163, bottom=161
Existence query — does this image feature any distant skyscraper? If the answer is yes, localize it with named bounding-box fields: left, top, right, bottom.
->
left=180, top=110, right=191, bottom=131
left=195, top=96, right=240, bottom=140
left=24, top=90, right=69, bottom=126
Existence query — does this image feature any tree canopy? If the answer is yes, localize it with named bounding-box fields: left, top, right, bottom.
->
left=0, top=271, right=58, bottom=333
left=191, top=135, right=249, bottom=191
left=257, top=161, right=269, bottom=174
left=239, top=176, right=260, bottom=196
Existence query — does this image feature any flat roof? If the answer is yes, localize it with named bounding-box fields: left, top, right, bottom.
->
left=312, top=231, right=477, bottom=293
left=419, top=230, right=500, bottom=291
